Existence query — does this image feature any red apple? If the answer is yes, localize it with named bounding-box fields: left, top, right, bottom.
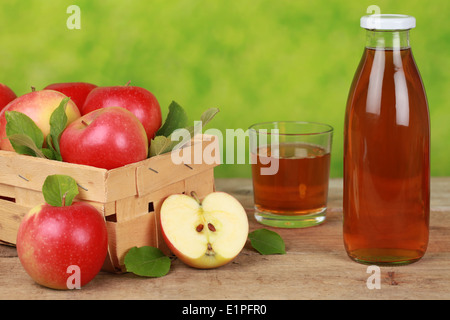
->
left=0, top=90, right=81, bottom=151
left=44, top=82, right=97, bottom=110
left=0, top=83, right=17, bottom=111
left=16, top=201, right=108, bottom=290
left=59, top=106, right=148, bottom=170
left=82, top=84, right=162, bottom=140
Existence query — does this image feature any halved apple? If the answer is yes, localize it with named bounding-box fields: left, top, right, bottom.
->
left=160, top=192, right=249, bottom=269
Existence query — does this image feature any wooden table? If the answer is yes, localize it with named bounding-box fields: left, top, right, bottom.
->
left=1, top=177, right=449, bottom=300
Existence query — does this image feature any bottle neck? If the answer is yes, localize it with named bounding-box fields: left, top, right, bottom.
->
left=365, top=30, right=410, bottom=50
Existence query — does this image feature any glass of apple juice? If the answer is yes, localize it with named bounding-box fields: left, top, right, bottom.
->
left=249, top=121, right=333, bottom=228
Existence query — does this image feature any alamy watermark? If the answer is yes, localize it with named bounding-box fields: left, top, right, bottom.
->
left=366, top=265, right=381, bottom=290
left=365, top=5, right=382, bottom=29
left=67, top=5, right=81, bottom=30
left=66, top=265, right=81, bottom=289
left=169, top=121, right=280, bottom=176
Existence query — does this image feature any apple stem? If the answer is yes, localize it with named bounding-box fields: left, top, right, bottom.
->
left=190, top=191, right=201, bottom=205
left=31, top=86, right=36, bottom=92
left=81, top=120, right=89, bottom=127
left=125, top=80, right=131, bottom=86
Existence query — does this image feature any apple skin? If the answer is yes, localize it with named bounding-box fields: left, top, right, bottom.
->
left=44, top=82, right=97, bottom=110
left=160, top=192, right=249, bottom=269
left=16, top=202, right=108, bottom=290
left=0, top=83, right=17, bottom=111
left=82, top=85, right=162, bottom=141
left=59, top=106, right=148, bottom=170
left=0, top=90, right=81, bottom=151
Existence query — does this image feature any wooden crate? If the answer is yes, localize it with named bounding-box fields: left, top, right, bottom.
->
left=0, top=134, right=219, bottom=273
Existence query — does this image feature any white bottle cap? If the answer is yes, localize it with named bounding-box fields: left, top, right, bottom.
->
left=360, top=14, right=416, bottom=30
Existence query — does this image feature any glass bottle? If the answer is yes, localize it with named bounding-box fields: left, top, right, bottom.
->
left=343, top=14, right=430, bottom=265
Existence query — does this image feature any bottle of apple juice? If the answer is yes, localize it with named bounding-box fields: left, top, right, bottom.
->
left=343, top=14, right=430, bottom=265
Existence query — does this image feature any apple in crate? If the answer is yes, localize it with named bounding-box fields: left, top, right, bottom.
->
left=160, top=192, right=249, bottom=269
left=16, top=175, right=108, bottom=290
left=0, top=83, right=17, bottom=111
left=59, top=106, right=148, bottom=170
left=44, top=82, right=97, bottom=110
left=82, top=84, right=162, bottom=140
left=0, top=90, right=80, bottom=151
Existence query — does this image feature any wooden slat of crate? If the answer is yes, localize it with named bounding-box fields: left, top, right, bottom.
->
left=0, top=150, right=109, bottom=202
left=104, top=222, right=119, bottom=272
left=104, top=163, right=140, bottom=202
left=0, top=200, right=29, bottom=244
left=94, top=201, right=116, bottom=217
left=136, top=135, right=220, bottom=196
left=14, top=186, right=115, bottom=218
left=14, top=188, right=44, bottom=208
left=0, top=184, right=15, bottom=199
left=115, top=180, right=185, bottom=222
left=105, top=211, right=159, bottom=273
left=184, top=169, right=216, bottom=199
left=0, top=134, right=219, bottom=204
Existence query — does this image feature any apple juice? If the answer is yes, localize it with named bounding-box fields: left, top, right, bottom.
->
left=344, top=18, right=430, bottom=265
left=252, top=142, right=330, bottom=215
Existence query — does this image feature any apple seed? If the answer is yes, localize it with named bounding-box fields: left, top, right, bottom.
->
left=196, top=224, right=204, bottom=232
left=208, top=223, right=216, bottom=232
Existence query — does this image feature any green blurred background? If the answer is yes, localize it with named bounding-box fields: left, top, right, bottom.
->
left=0, top=0, right=448, bottom=178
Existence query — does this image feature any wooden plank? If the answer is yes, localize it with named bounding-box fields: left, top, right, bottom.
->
left=135, top=135, right=220, bottom=196
left=115, top=180, right=185, bottom=222
left=14, top=186, right=115, bottom=215
left=87, top=200, right=116, bottom=217
left=104, top=221, right=120, bottom=273
left=114, top=195, right=145, bottom=222
left=0, top=135, right=219, bottom=204
left=0, top=150, right=108, bottom=202
left=12, top=187, right=116, bottom=217
left=0, top=200, right=29, bottom=244
left=14, top=188, right=44, bottom=208
left=112, top=212, right=159, bottom=272
left=104, top=162, right=140, bottom=202
left=0, top=183, right=16, bottom=199
left=184, top=168, right=215, bottom=200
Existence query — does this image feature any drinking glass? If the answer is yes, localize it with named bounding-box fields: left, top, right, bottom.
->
left=249, top=121, right=333, bottom=228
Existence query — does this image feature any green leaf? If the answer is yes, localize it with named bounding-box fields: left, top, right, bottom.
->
left=149, top=105, right=220, bottom=157
left=4, top=99, right=70, bottom=161
left=124, top=246, right=171, bottom=277
left=5, top=111, right=44, bottom=156
left=48, top=97, right=70, bottom=161
left=248, top=228, right=286, bottom=255
left=45, top=135, right=58, bottom=160
left=6, top=134, right=46, bottom=158
left=41, top=146, right=57, bottom=160
left=149, top=135, right=178, bottom=157
left=184, top=107, right=220, bottom=138
left=42, top=174, right=79, bottom=207
left=200, top=107, right=220, bottom=127
left=156, top=101, right=188, bottom=137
